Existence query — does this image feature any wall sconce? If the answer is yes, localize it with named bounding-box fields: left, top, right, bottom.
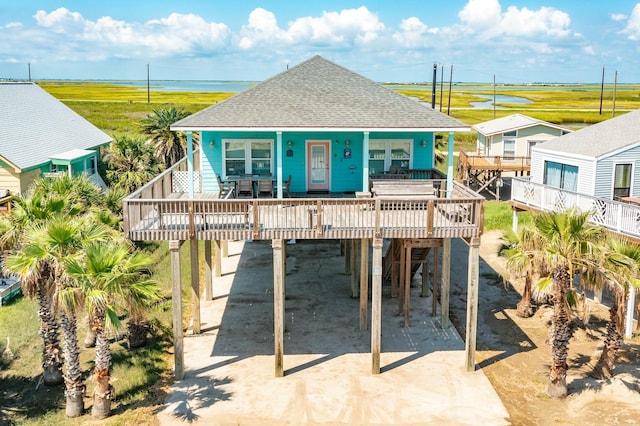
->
left=420, top=139, right=427, bottom=148
left=209, top=140, right=215, bottom=147
left=344, top=140, right=350, bottom=147
left=287, top=140, right=293, bottom=148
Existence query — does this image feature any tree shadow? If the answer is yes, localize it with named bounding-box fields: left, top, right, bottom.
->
left=0, top=374, right=65, bottom=423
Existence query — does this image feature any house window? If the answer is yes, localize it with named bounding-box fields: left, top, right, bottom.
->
left=223, top=139, right=273, bottom=176
left=544, top=161, right=578, bottom=192
left=86, top=156, right=96, bottom=175
left=368, top=140, right=411, bottom=174
left=502, top=131, right=516, bottom=160
left=613, top=163, right=632, bottom=200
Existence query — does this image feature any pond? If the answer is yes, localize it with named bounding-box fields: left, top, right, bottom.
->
left=470, top=94, right=533, bottom=109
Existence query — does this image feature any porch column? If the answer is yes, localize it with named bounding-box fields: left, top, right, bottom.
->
left=371, top=238, right=383, bottom=374
left=465, top=237, right=480, bottom=372
left=169, top=240, right=184, bottom=379
left=626, top=287, right=637, bottom=339
left=204, top=240, right=213, bottom=301
left=441, top=238, right=451, bottom=329
left=190, top=239, right=200, bottom=334
left=351, top=239, right=358, bottom=298
left=214, top=240, right=222, bottom=277
left=276, top=131, right=283, bottom=199
left=360, top=238, right=369, bottom=330
left=512, top=208, right=519, bottom=233
left=362, top=131, right=370, bottom=191
left=273, top=239, right=285, bottom=377
left=187, top=131, right=194, bottom=198
left=446, top=131, right=454, bottom=197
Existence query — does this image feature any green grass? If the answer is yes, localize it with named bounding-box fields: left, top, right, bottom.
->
left=1, top=80, right=631, bottom=423
left=483, top=200, right=533, bottom=232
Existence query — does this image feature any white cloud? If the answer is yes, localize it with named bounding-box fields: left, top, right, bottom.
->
left=611, top=13, right=627, bottom=22
left=458, top=0, right=501, bottom=29
left=240, top=6, right=384, bottom=50
left=621, top=4, right=640, bottom=40
left=34, top=7, right=85, bottom=33
left=5, top=22, right=23, bottom=29
left=392, top=17, right=438, bottom=48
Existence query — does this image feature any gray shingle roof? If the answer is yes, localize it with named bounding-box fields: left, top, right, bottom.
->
left=473, top=113, right=571, bottom=136
left=0, top=82, right=112, bottom=171
left=536, top=109, right=640, bottom=158
left=172, top=55, right=468, bottom=131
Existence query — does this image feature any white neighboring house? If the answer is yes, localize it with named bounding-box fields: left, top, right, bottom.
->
left=473, top=113, right=572, bottom=159
left=0, top=82, right=111, bottom=195
left=511, top=108, right=640, bottom=339
left=528, top=108, right=640, bottom=200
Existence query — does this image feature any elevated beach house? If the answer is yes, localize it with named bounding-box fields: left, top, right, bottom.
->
left=0, top=82, right=111, bottom=199
left=457, top=114, right=572, bottom=199
left=123, top=55, right=486, bottom=379
left=511, top=108, right=640, bottom=337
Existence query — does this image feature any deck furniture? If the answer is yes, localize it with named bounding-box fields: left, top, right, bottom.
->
left=216, top=175, right=236, bottom=199
left=257, top=179, right=273, bottom=198
left=237, top=178, right=254, bottom=198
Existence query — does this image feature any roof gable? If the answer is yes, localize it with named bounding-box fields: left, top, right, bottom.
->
left=172, top=55, right=467, bottom=131
left=535, top=109, right=640, bottom=159
left=472, top=113, right=571, bottom=136
left=0, top=82, right=112, bottom=171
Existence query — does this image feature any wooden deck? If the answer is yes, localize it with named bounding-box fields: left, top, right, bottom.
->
left=456, top=150, right=530, bottom=199
left=123, top=158, right=484, bottom=242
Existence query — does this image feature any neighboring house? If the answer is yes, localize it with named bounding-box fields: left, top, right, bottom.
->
left=511, top=109, right=640, bottom=340
left=0, top=82, right=111, bottom=194
left=171, top=55, right=468, bottom=195
left=529, top=108, right=640, bottom=199
left=473, top=113, right=572, bottom=159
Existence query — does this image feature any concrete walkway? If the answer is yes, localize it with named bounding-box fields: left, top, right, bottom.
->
left=157, top=239, right=509, bottom=425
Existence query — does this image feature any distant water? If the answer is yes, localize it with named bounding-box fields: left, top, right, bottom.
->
left=84, top=80, right=256, bottom=93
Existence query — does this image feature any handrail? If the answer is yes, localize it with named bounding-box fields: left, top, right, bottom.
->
left=511, top=176, right=640, bottom=239
left=123, top=184, right=484, bottom=242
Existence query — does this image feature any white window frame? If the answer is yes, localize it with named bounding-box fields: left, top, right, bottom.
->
left=222, top=138, right=273, bottom=177
left=612, top=162, right=634, bottom=199
left=368, top=139, right=413, bottom=174
left=502, top=131, right=517, bottom=160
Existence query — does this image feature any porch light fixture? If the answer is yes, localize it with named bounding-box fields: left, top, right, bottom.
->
left=287, top=140, right=293, bottom=148
left=344, top=140, right=350, bottom=147
left=421, top=139, right=427, bottom=148
left=209, top=140, right=215, bottom=147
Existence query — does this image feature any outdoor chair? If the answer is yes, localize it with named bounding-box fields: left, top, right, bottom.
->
left=274, top=175, right=292, bottom=197
left=237, top=178, right=254, bottom=198
left=216, top=175, right=235, bottom=198
left=257, top=179, right=273, bottom=198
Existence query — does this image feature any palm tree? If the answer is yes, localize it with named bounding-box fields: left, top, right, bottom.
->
left=589, top=238, right=640, bottom=379
left=530, top=208, right=604, bottom=398
left=1, top=193, right=68, bottom=386
left=500, top=226, right=547, bottom=318
left=66, top=239, right=160, bottom=419
left=140, top=107, right=192, bottom=167
left=12, top=217, right=111, bottom=417
left=104, top=134, right=164, bottom=192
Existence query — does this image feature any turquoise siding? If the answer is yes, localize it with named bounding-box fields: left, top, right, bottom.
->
left=201, top=131, right=434, bottom=193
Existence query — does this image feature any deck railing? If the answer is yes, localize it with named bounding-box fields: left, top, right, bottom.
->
left=511, top=177, right=640, bottom=239
left=458, top=150, right=531, bottom=171
left=123, top=158, right=484, bottom=242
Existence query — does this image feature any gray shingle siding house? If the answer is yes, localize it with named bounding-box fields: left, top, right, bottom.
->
left=171, top=55, right=469, bottom=194
left=0, top=82, right=112, bottom=194
left=530, top=109, right=640, bottom=199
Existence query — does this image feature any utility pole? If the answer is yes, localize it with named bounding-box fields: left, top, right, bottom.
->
left=447, top=64, right=453, bottom=116
left=612, top=70, right=618, bottom=118
left=493, top=74, right=496, bottom=119
left=28, top=63, right=31, bottom=81
left=431, top=63, right=437, bottom=108
left=599, top=66, right=605, bottom=115
left=439, top=65, right=444, bottom=112
left=147, top=64, right=150, bottom=104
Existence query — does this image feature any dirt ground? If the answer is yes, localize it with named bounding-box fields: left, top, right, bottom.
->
left=453, top=230, right=640, bottom=426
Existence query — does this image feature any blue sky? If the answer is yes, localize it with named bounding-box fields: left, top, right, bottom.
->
left=1, top=0, right=640, bottom=83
